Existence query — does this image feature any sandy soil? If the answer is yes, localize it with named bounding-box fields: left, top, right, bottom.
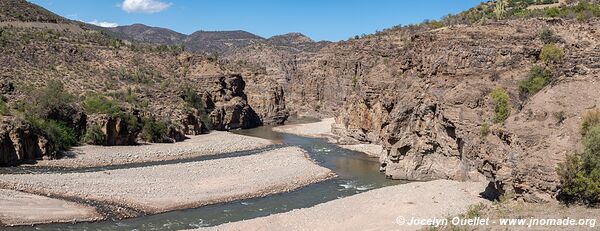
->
left=34, top=131, right=274, bottom=168
left=0, top=189, right=100, bottom=226
left=0, top=147, right=333, bottom=215
left=340, top=144, right=383, bottom=158
left=196, top=180, right=488, bottom=231
left=273, top=118, right=335, bottom=138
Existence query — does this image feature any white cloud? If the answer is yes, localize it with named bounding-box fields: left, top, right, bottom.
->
left=120, top=0, right=172, bottom=13
left=87, top=20, right=119, bottom=28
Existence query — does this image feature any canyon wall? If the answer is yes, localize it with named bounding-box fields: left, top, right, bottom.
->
left=235, top=18, right=600, bottom=202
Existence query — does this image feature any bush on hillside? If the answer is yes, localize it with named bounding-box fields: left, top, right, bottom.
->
left=558, top=125, right=600, bottom=205
left=490, top=87, right=511, bottom=123
left=181, top=87, right=212, bottom=129
left=581, top=110, right=600, bottom=136
left=540, top=43, right=564, bottom=63
left=0, top=98, right=8, bottom=115
left=31, top=119, right=77, bottom=152
left=539, top=27, right=559, bottom=44
left=140, top=118, right=170, bottom=143
left=82, top=94, right=122, bottom=116
left=519, top=66, right=552, bottom=95
left=26, top=80, right=75, bottom=119
left=83, top=124, right=106, bottom=145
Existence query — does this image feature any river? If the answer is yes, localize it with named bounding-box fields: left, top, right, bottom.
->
left=6, top=120, right=401, bottom=231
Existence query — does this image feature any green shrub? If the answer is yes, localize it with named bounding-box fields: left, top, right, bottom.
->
left=31, top=119, right=77, bottom=152
left=82, top=94, right=122, bottom=116
left=558, top=125, right=600, bottom=205
left=481, top=123, right=491, bottom=137
left=140, top=118, right=169, bottom=143
left=581, top=110, right=600, bottom=136
left=540, top=43, right=564, bottom=63
left=553, top=111, right=566, bottom=124
left=0, top=98, right=8, bottom=115
left=519, top=66, right=552, bottom=95
left=495, top=0, right=507, bottom=19
left=181, top=87, right=212, bottom=129
left=28, top=80, right=75, bottom=118
left=490, top=87, right=511, bottom=123
left=544, top=7, right=561, bottom=17
left=539, top=27, right=557, bottom=44
left=83, top=124, right=106, bottom=145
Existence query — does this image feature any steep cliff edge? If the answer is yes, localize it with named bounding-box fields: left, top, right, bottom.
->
left=324, top=18, right=600, bottom=202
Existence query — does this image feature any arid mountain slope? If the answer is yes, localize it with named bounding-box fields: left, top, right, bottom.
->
left=0, top=0, right=263, bottom=166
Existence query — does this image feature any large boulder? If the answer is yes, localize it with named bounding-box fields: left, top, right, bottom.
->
left=203, top=74, right=263, bottom=130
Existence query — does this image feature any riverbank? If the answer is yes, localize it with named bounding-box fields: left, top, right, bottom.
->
left=196, top=180, right=488, bottom=231
left=0, top=189, right=101, bottom=226
left=273, top=118, right=384, bottom=158
left=33, top=131, right=274, bottom=168
left=272, top=118, right=335, bottom=138
left=0, top=147, right=334, bottom=221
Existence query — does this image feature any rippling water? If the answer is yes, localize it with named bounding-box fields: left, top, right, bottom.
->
left=6, top=120, right=402, bottom=231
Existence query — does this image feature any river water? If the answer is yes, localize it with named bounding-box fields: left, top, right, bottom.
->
left=6, top=120, right=401, bottom=231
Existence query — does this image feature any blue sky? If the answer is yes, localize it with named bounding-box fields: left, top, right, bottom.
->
left=30, top=0, right=484, bottom=41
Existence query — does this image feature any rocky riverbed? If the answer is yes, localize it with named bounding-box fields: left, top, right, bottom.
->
left=33, top=132, right=274, bottom=168
left=196, top=180, right=489, bottom=231
left=0, top=146, right=333, bottom=225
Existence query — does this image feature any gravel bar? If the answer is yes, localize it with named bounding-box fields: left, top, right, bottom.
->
left=0, top=189, right=101, bottom=226
left=0, top=147, right=334, bottom=216
left=196, top=180, right=488, bottom=231
left=33, top=131, right=274, bottom=168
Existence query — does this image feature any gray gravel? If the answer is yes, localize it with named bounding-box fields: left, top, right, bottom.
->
left=34, top=131, right=274, bottom=168
left=0, top=147, right=334, bottom=215
left=0, top=189, right=100, bottom=226
left=196, top=180, right=488, bottom=231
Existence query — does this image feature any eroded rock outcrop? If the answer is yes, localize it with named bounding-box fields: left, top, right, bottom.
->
left=0, top=117, right=53, bottom=166
left=199, top=74, right=263, bottom=130
left=303, top=19, right=599, bottom=202
left=86, top=114, right=141, bottom=146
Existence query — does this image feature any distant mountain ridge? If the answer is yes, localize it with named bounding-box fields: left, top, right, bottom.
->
left=104, top=23, right=325, bottom=55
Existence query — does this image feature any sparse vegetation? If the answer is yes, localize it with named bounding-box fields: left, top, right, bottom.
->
left=581, top=109, right=600, bottom=136
left=25, top=80, right=75, bottom=119
left=495, top=0, right=507, bottom=19
left=182, top=87, right=212, bottom=128
left=31, top=119, right=77, bottom=152
left=83, top=124, right=106, bottom=145
left=82, top=94, right=122, bottom=117
left=490, top=87, right=511, bottom=123
left=557, top=124, right=600, bottom=205
left=140, top=118, right=170, bottom=143
left=0, top=98, right=8, bottom=115
left=539, top=27, right=558, bottom=44
left=519, top=66, right=552, bottom=95
left=553, top=111, right=566, bottom=124
left=481, top=123, right=491, bottom=137
left=540, top=43, right=564, bottom=63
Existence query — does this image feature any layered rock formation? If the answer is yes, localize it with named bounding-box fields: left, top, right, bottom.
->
left=199, top=74, right=262, bottom=130
left=325, top=19, right=600, bottom=202
left=0, top=117, right=53, bottom=166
